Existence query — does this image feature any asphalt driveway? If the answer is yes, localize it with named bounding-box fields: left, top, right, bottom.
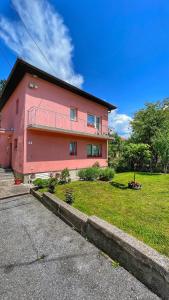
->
left=0, top=194, right=159, bottom=299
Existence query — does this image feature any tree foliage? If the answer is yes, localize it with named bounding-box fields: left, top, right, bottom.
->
left=108, top=132, right=124, bottom=168
left=108, top=100, right=169, bottom=173
left=153, top=130, right=169, bottom=173
left=122, top=143, right=151, bottom=170
left=131, top=101, right=169, bottom=145
left=130, top=100, right=169, bottom=170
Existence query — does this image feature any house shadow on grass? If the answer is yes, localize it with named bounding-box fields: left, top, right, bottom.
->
left=110, top=181, right=128, bottom=190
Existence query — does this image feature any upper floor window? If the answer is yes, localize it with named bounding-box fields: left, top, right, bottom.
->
left=87, top=114, right=100, bottom=129
left=87, top=144, right=102, bottom=157
left=70, top=108, right=77, bottom=121
left=16, top=99, right=19, bottom=114
left=70, top=141, right=77, bottom=155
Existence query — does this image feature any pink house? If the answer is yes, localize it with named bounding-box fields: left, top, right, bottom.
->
left=0, top=59, right=116, bottom=182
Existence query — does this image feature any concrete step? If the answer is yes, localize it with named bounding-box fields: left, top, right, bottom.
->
left=0, top=168, right=13, bottom=173
left=0, top=179, right=14, bottom=186
left=0, top=173, right=14, bottom=177
left=0, top=176, right=14, bottom=181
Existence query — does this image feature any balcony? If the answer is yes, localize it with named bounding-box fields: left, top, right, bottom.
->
left=27, top=107, right=110, bottom=139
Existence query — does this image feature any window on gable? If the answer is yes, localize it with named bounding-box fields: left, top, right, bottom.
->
left=70, top=142, right=77, bottom=155
left=16, top=99, right=19, bottom=114
left=87, top=144, right=102, bottom=157
left=70, top=108, right=77, bottom=121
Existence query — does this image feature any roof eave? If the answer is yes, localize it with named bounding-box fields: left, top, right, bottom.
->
left=0, top=58, right=117, bottom=111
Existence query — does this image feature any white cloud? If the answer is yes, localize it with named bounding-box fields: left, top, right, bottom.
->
left=0, top=0, right=84, bottom=88
left=109, top=110, right=132, bottom=138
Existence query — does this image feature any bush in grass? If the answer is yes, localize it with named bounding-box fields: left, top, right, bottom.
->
left=60, top=168, right=71, bottom=184
left=78, top=167, right=99, bottom=181
left=48, top=178, right=58, bottom=193
left=33, top=178, right=49, bottom=188
left=65, top=188, right=74, bottom=205
left=99, top=168, right=115, bottom=181
left=78, top=169, right=86, bottom=180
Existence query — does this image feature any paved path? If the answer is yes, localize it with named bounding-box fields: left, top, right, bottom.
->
left=0, top=168, right=30, bottom=199
left=0, top=195, right=159, bottom=300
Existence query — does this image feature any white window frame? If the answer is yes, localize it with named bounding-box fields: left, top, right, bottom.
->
left=70, top=107, right=77, bottom=121
left=87, top=114, right=101, bottom=129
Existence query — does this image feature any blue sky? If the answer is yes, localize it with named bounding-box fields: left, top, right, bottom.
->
left=0, top=0, right=169, bottom=136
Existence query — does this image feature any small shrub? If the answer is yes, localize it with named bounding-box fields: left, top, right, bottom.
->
left=65, top=188, right=74, bottom=205
left=60, top=168, right=71, bottom=184
left=99, top=168, right=115, bottom=181
left=33, top=178, right=49, bottom=188
left=78, top=169, right=86, bottom=180
left=48, top=178, right=58, bottom=193
left=78, top=167, right=99, bottom=181
left=92, top=161, right=100, bottom=168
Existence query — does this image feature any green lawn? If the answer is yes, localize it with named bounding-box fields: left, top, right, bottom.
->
left=41, top=172, right=169, bottom=256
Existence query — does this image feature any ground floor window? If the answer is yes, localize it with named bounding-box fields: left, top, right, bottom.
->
left=87, top=144, right=102, bottom=157
left=69, top=141, right=77, bottom=155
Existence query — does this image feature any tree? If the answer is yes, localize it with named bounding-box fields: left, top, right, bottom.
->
left=130, top=100, right=169, bottom=170
left=0, top=79, right=7, bottom=96
left=108, top=132, right=124, bottom=168
left=122, top=143, right=151, bottom=180
left=153, top=130, right=169, bottom=173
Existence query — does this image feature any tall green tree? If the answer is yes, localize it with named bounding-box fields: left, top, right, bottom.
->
left=153, top=130, right=169, bottom=173
left=130, top=100, right=169, bottom=170
left=108, top=132, right=124, bottom=168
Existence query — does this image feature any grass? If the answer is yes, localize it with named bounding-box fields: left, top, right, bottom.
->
left=40, top=172, right=169, bottom=257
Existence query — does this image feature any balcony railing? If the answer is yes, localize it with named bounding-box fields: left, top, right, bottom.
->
left=27, top=106, right=109, bottom=137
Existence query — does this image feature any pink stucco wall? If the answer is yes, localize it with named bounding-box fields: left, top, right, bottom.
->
left=25, top=131, right=107, bottom=174
left=23, top=74, right=108, bottom=174
left=0, top=77, right=26, bottom=173
left=0, top=73, right=109, bottom=175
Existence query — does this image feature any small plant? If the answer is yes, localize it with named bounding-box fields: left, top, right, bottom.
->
left=60, top=168, right=71, bottom=184
left=65, top=188, right=74, bottom=205
left=99, top=168, right=115, bottom=181
left=48, top=178, right=58, bottom=193
left=33, top=178, right=49, bottom=189
left=92, top=161, right=100, bottom=168
left=112, top=260, right=120, bottom=268
left=78, top=167, right=99, bottom=181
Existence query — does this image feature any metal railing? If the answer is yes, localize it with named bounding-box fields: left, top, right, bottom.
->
left=27, top=106, right=109, bottom=136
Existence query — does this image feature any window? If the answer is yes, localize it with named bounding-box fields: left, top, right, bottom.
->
left=14, top=138, right=18, bottom=150
left=70, top=108, right=77, bottom=121
left=70, top=142, right=77, bottom=155
left=96, top=116, right=100, bottom=130
left=16, top=99, right=19, bottom=114
left=87, top=144, right=102, bottom=157
left=87, top=114, right=101, bottom=129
